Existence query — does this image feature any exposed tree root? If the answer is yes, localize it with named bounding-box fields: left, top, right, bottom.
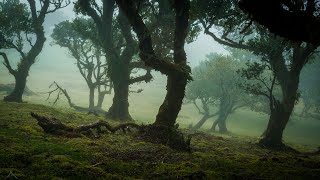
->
left=258, top=138, right=320, bottom=156
left=138, top=124, right=192, bottom=152
left=30, top=112, right=142, bottom=138
left=30, top=112, right=191, bottom=151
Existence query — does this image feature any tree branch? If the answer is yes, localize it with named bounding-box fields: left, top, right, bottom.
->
left=200, top=19, right=252, bottom=51
left=238, top=0, right=320, bottom=45
left=129, top=70, right=152, bottom=84
left=115, top=0, right=192, bottom=80
left=0, top=52, right=17, bottom=75
left=193, top=99, right=205, bottom=115
left=46, top=0, right=71, bottom=14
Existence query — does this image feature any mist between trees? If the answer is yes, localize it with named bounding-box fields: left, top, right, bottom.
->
left=1, top=0, right=320, bottom=151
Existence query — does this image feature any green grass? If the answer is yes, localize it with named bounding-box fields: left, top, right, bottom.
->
left=0, top=101, right=320, bottom=179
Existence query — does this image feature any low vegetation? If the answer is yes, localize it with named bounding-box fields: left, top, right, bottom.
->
left=1, top=101, right=319, bottom=179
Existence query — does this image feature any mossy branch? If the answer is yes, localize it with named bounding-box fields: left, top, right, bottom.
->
left=30, top=112, right=142, bottom=137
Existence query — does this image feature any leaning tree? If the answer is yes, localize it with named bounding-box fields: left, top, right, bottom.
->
left=51, top=18, right=112, bottom=112
left=0, top=0, right=70, bottom=102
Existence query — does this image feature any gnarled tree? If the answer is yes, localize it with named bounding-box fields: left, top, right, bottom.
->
left=51, top=18, right=112, bottom=111
left=115, top=0, right=193, bottom=150
left=186, top=53, right=255, bottom=133
left=0, top=0, right=70, bottom=102
left=193, top=0, right=319, bottom=148
left=74, top=0, right=152, bottom=121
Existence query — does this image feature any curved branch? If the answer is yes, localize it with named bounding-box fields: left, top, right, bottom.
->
left=200, top=19, right=252, bottom=50
left=115, top=0, right=192, bottom=80
left=77, top=0, right=103, bottom=31
left=238, top=0, right=320, bottom=45
left=129, top=68, right=153, bottom=84
left=0, top=52, right=16, bottom=75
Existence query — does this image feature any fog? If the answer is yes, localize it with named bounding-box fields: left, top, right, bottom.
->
left=1, top=0, right=319, bottom=148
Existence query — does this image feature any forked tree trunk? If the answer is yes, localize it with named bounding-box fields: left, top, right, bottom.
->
left=210, top=108, right=231, bottom=133
left=260, top=73, right=299, bottom=148
left=210, top=96, right=233, bottom=133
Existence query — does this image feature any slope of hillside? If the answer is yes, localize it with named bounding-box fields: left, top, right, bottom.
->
left=0, top=101, right=319, bottom=179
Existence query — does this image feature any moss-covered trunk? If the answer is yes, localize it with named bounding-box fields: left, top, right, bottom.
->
left=4, top=70, right=29, bottom=102
left=260, top=72, right=299, bottom=148
left=88, top=86, right=95, bottom=110
left=107, top=61, right=131, bottom=121
left=4, top=61, right=30, bottom=103
left=155, top=75, right=188, bottom=127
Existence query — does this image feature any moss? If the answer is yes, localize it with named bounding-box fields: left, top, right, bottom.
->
left=0, top=101, right=320, bottom=179
left=150, top=161, right=206, bottom=179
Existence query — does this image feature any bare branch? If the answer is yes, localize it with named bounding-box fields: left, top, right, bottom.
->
left=0, top=52, right=17, bottom=75
left=200, top=19, right=252, bottom=51
left=25, top=32, right=34, bottom=48
left=129, top=69, right=153, bottom=84
left=46, top=0, right=71, bottom=14
left=193, top=100, right=205, bottom=115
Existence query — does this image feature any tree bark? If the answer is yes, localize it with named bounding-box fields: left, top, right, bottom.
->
left=88, top=86, right=95, bottom=109
left=96, top=91, right=107, bottom=109
left=115, top=0, right=191, bottom=151
left=193, top=114, right=209, bottom=130
left=106, top=61, right=131, bottom=121
left=4, top=61, right=30, bottom=102
left=210, top=111, right=230, bottom=133
left=210, top=96, right=233, bottom=133
left=155, top=75, right=188, bottom=127
left=260, top=73, right=299, bottom=148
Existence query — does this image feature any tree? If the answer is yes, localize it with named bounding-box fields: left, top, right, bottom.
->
left=74, top=0, right=152, bottom=121
left=51, top=18, right=112, bottom=111
left=299, top=55, right=320, bottom=118
left=0, top=0, right=70, bottom=102
left=193, top=0, right=319, bottom=148
left=186, top=53, right=255, bottom=133
left=185, top=59, right=219, bottom=130
left=238, top=0, right=320, bottom=45
left=116, top=0, right=193, bottom=150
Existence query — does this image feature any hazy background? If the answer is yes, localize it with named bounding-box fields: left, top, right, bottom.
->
left=0, top=3, right=319, bottom=148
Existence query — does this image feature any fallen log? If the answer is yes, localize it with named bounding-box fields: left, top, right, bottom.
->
left=30, top=112, right=142, bottom=138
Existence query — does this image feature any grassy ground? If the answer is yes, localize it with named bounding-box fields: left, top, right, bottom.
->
left=0, top=101, right=320, bottom=179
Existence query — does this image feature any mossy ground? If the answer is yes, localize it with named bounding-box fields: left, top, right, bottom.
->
left=0, top=101, right=319, bottom=179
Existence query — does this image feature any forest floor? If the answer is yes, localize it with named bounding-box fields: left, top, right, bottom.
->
left=0, top=101, right=320, bottom=179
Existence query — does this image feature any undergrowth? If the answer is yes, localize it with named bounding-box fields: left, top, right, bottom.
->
left=0, top=101, right=319, bottom=179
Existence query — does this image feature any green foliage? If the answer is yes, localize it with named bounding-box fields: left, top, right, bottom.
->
left=0, top=0, right=32, bottom=48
